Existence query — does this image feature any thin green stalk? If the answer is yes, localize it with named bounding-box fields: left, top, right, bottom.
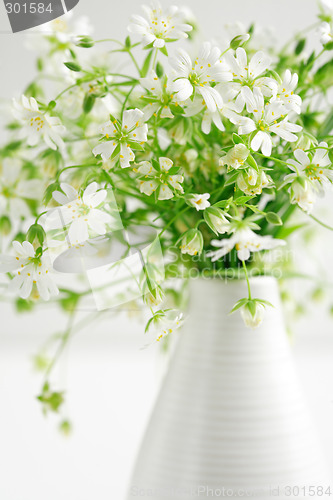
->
left=127, top=50, right=141, bottom=76
left=159, top=205, right=190, bottom=237
left=308, top=213, right=333, bottom=231
left=254, top=152, right=290, bottom=166
left=242, top=260, right=252, bottom=299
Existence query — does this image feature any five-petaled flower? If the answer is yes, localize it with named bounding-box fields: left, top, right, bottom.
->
left=287, top=143, right=332, bottom=186
left=50, top=182, right=113, bottom=245
left=13, top=95, right=65, bottom=150
left=92, top=109, right=148, bottom=168
left=207, top=228, right=285, bottom=262
left=0, top=241, right=58, bottom=301
left=136, top=157, right=184, bottom=200
left=224, top=47, right=277, bottom=109
left=128, top=0, right=192, bottom=48
left=186, top=193, right=211, bottom=211
left=231, top=87, right=302, bottom=156
left=170, top=42, right=232, bottom=112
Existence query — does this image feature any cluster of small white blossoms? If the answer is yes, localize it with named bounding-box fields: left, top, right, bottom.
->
left=2, top=0, right=332, bottom=336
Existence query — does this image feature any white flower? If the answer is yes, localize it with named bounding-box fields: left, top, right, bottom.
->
left=231, top=87, right=302, bottom=156
left=140, top=71, right=179, bottom=120
left=224, top=47, right=277, bottom=109
left=204, top=207, right=231, bottom=235
left=319, top=21, right=333, bottom=44
left=275, top=70, right=302, bottom=114
left=50, top=182, right=112, bottom=245
left=13, top=95, right=65, bottom=150
left=287, top=143, right=332, bottom=186
left=185, top=85, right=243, bottom=134
left=237, top=168, right=272, bottom=195
left=136, top=157, right=184, bottom=200
left=186, top=193, right=210, bottom=211
left=0, top=241, right=58, bottom=301
left=145, top=309, right=183, bottom=345
left=241, top=302, right=265, bottom=329
left=286, top=177, right=317, bottom=213
left=170, top=42, right=232, bottom=112
left=0, top=158, right=43, bottom=221
left=92, top=109, right=148, bottom=167
left=35, top=12, right=93, bottom=44
left=207, top=228, right=286, bottom=262
left=219, top=144, right=249, bottom=170
left=179, top=229, right=203, bottom=256
left=319, top=0, right=333, bottom=18
left=128, top=0, right=192, bottom=48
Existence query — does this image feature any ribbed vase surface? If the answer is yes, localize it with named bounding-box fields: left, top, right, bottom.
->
left=127, top=277, right=329, bottom=499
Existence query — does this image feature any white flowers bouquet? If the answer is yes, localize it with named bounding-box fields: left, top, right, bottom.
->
left=1, top=1, right=333, bottom=420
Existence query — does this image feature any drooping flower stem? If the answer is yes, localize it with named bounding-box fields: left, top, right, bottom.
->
left=242, top=260, right=252, bottom=300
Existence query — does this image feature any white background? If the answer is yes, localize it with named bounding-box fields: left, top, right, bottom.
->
left=0, top=1, right=333, bottom=499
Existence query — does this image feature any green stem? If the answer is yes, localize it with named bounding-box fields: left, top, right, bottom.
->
left=254, top=152, right=290, bottom=166
left=54, top=84, right=77, bottom=101
left=242, top=260, right=252, bottom=299
left=159, top=205, right=190, bottom=237
left=95, top=38, right=123, bottom=45
left=127, top=50, right=141, bottom=76
left=308, top=213, right=333, bottom=231
left=152, top=48, right=158, bottom=71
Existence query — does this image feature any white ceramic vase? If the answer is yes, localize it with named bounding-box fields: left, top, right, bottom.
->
left=127, top=277, right=329, bottom=499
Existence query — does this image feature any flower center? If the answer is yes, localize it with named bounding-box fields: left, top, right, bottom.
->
left=29, top=115, right=45, bottom=132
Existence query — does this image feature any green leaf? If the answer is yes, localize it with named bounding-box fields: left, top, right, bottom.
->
left=229, top=298, right=248, bottom=314
left=110, top=144, right=120, bottom=160
left=64, top=61, right=82, bottom=72
left=295, top=38, right=306, bottom=55
left=247, top=300, right=256, bottom=317
left=319, top=112, right=333, bottom=137
left=43, top=182, right=60, bottom=205
left=169, top=103, right=185, bottom=115
left=276, top=223, right=306, bottom=239
left=234, top=195, right=254, bottom=205
left=76, top=36, right=94, bottom=48
left=156, top=62, right=164, bottom=78
left=265, top=212, right=283, bottom=226
left=246, top=154, right=258, bottom=171
left=159, top=45, right=168, bottom=56
left=127, top=141, right=145, bottom=151
left=83, top=94, right=95, bottom=113
left=255, top=299, right=274, bottom=308
left=125, top=35, right=131, bottom=49
left=224, top=172, right=239, bottom=187
left=232, top=133, right=244, bottom=145
left=141, top=50, right=154, bottom=78
left=324, top=40, right=333, bottom=51
left=213, top=197, right=233, bottom=209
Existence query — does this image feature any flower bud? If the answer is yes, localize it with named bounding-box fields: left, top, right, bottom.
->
left=241, top=301, right=265, bottom=329
left=143, top=283, right=165, bottom=307
left=237, top=168, right=271, bottom=195
left=204, top=207, right=230, bottom=235
left=27, top=223, right=46, bottom=247
left=289, top=177, right=316, bottom=213
left=230, top=34, right=250, bottom=50
left=219, top=144, right=249, bottom=170
left=0, top=215, right=11, bottom=235
left=179, top=229, right=203, bottom=256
